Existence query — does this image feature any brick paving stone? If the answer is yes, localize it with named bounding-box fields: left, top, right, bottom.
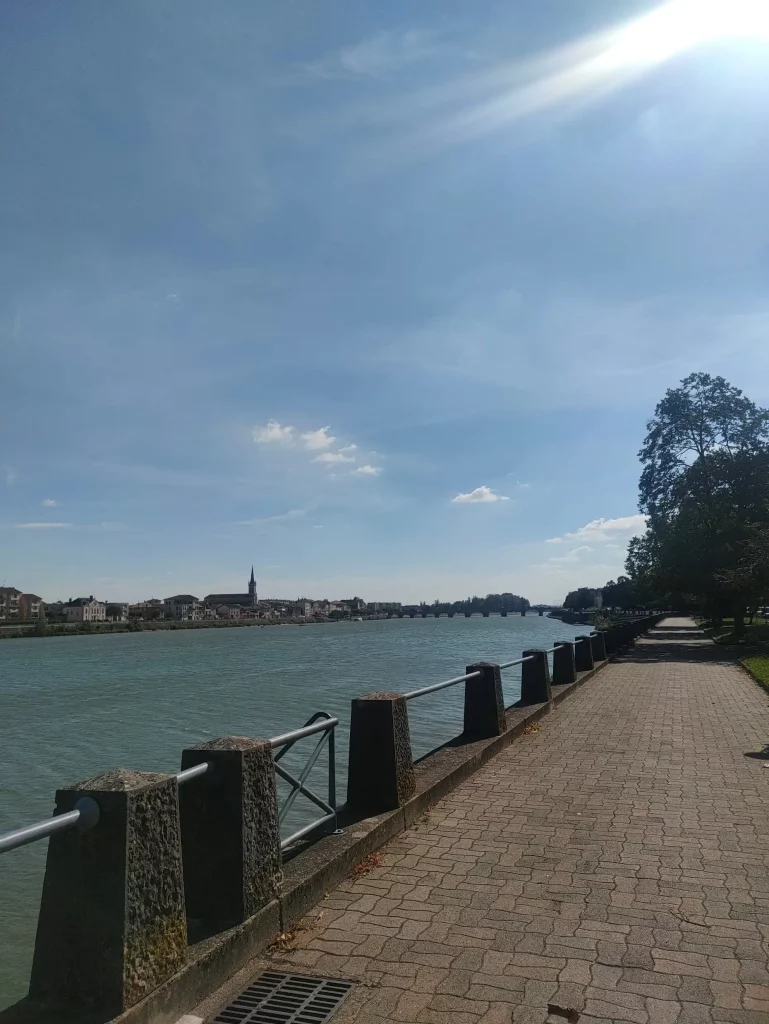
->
left=244, top=619, right=769, bottom=1023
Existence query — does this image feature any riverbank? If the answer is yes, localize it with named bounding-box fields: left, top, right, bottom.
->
left=0, top=616, right=347, bottom=640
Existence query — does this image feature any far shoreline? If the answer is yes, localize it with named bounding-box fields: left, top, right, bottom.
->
left=0, top=615, right=358, bottom=641
left=0, top=611, right=551, bottom=642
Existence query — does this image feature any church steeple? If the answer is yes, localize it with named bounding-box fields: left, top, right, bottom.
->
left=248, top=566, right=256, bottom=603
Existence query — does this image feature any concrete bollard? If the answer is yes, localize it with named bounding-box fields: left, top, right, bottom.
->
left=602, top=627, right=621, bottom=656
left=589, top=632, right=607, bottom=662
left=464, top=662, right=505, bottom=738
left=347, top=693, right=415, bottom=814
left=574, top=635, right=595, bottom=672
left=179, top=737, right=280, bottom=928
left=29, top=769, right=187, bottom=1017
left=552, top=641, right=577, bottom=685
left=520, top=649, right=552, bottom=705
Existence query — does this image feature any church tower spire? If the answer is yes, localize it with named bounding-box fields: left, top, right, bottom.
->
left=248, top=565, right=256, bottom=604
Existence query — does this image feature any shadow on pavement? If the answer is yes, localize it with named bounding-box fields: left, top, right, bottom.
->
left=616, top=623, right=745, bottom=665
left=744, top=746, right=769, bottom=760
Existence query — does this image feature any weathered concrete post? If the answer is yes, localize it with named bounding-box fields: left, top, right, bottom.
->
left=520, top=649, right=552, bottom=705
left=552, top=641, right=577, bottom=685
left=600, top=627, right=618, bottom=656
left=179, top=737, right=280, bottom=928
left=589, top=631, right=607, bottom=663
left=29, top=770, right=186, bottom=1017
left=574, top=635, right=595, bottom=672
left=463, top=662, right=505, bottom=738
left=347, top=693, right=415, bottom=814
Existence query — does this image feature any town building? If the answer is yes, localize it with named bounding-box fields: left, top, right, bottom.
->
left=163, top=595, right=203, bottom=621
left=105, top=602, right=130, bottom=622
left=203, top=567, right=258, bottom=613
left=0, top=587, right=46, bottom=621
left=128, top=598, right=165, bottom=621
left=44, top=601, right=66, bottom=622
left=0, top=587, right=22, bottom=620
left=64, top=598, right=107, bottom=623
left=20, top=593, right=44, bottom=620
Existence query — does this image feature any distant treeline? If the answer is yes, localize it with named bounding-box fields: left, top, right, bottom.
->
left=411, top=593, right=530, bottom=615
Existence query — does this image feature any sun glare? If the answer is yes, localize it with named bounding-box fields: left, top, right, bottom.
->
left=598, top=0, right=769, bottom=72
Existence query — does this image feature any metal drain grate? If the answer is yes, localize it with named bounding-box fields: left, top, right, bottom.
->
left=212, top=970, right=354, bottom=1024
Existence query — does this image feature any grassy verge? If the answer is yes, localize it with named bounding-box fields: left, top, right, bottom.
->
left=702, top=617, right=769, bottom=646
left=741, top=657, right=769, bottom=695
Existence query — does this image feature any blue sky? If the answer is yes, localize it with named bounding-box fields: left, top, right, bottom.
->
left=2, top=0, right=769, bottom=604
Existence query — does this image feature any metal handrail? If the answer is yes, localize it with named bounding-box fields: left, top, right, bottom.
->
left=403, top=670, right=481, bottom=701
left=0, top=797, right=100, bottom=855
left=2, top=619, right=649, bottom=858
left=270, top=716, right=338, bottom=750
left=176, top=762, right=210, bottom=785
left=271, top=712, right=339, bottom=852
left=498, top=655, right=535, bottom=670
left=0, top=717, right=339, bottom=858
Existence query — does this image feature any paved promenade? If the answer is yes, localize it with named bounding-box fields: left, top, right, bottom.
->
left=209, top=619, right=769, bottom=1023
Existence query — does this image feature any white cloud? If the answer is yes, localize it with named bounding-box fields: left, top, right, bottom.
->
left=165, top=292, right=180, bottom=303
left=4, top=465, right=17, bottom=486
left=237, top=509, right=308, bottom=526
left=547, top=545, right=593, bottom=565
left=314, top=451, right=355, bottom=465
left=253, top=420, right=296, bottom=444
left=452, top=485, right=510, bottom=504
left=302, top=425, right=336, bottom=450
left=546, top=514, right=647, bottom=544
left=252, top=420, right=379, bottom=475
left=304, top=29, right=443, bottom=80
left=41, top=498, right=58, bottom=507
left=15, top=522, right=70, bottom=529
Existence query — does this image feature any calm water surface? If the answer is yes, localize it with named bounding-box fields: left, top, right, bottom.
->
left=0, top=614, right=582, bottom=1007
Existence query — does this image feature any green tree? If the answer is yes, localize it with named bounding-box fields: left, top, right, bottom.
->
left=564, top=587, right=596, bottom=610
left=601, top=576, right=637, bottom=610
left=632, top=374, right=769, bottom=635
left=639, top=372, right=769, bottom=527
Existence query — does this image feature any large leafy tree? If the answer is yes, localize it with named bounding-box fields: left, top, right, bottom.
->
left=601, top=576, right=637, bottom=610
left=564, top=587, right=597, bottom=610
left=629, top=373, right=769, bottom=634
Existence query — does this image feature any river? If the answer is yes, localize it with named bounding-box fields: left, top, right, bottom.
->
left=0, top=613, right=583, bottom=1008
